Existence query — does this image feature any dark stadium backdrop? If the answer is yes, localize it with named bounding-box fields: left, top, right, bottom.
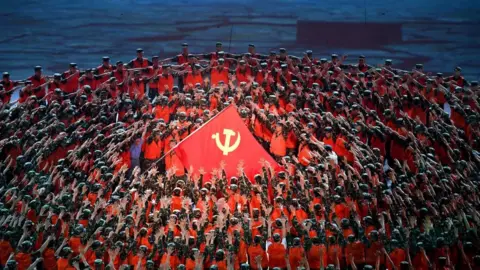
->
left=0, top=0, right=478, bottom=80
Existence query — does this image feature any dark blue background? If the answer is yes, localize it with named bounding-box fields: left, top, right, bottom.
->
left=1, top=0, right=479, bottom=80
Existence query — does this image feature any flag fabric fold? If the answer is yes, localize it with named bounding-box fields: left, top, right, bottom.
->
left=173, top=105, right=280, bottom=181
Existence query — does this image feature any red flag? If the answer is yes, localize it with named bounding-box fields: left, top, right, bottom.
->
left=174, top=105, right=280, bottom=181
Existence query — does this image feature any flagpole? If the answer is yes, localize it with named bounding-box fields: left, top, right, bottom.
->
left=141, top=103, right=235, bottom=176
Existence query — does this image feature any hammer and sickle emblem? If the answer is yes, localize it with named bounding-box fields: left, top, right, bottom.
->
left=212, top=129, right=241, bottom=156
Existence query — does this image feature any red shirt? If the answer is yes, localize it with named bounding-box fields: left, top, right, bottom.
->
left=62, top=70, right=80, bottom=93
left=96, top=64, right=113, bottom=84
left=28, top=75, right=47, bottom=98
left=130, top=57, right=150, bottom=68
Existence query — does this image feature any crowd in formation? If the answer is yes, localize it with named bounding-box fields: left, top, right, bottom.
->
left=0, top=42, right=479, bottom=270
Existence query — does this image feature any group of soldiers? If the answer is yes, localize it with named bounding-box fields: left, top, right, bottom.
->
left=0, top=42, right=479, bottom=270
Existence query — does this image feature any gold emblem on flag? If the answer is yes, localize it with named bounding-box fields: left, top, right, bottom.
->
left=212, top=129, right=241, bottom=156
